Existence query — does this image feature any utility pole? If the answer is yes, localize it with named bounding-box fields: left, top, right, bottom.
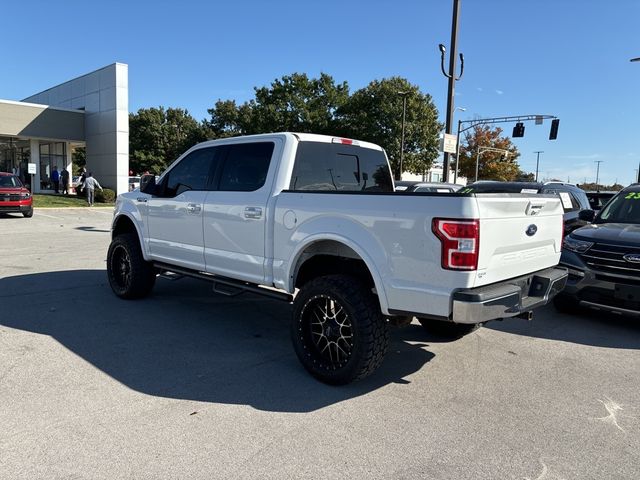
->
left=397, top=91, right=409, bottom=181
left=594, top=160, right=603, bottom=191
left=637, top=162, right=640, bottom=183
left=534, top=151, right=544, bottom=182
left=439, top=0, right=464, bottom=183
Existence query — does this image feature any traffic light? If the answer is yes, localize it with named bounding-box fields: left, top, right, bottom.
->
left=512, top=122, right=525, bottom=137
left=549, top=119, right=560, bottom=140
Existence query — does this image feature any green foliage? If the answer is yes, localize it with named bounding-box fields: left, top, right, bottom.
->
left=206, top=73, right=350, bottom=136
left=204, top=74, right=441, bottom=179
left=337, top=77, right=441, bottom=179
left=458, top=125, right=521, bottom=181
left=129, top=107, right=208, bottom=175
left=96, top=188, right=116, bottom=203
left=72, top=147, right=86, bottom=175
left=577, top=182, right=624, bottom=191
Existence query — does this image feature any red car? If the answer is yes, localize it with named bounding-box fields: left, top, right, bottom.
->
left=0, top=172, right=33, bottom=218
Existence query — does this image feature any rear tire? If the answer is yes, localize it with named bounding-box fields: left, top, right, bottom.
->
left=418, top=318, right=481, bottom=339
left=291, top=274, right=389, bottom=385
left=107, top=233, right=156, bottom=299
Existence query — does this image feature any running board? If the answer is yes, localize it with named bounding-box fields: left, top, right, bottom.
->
left=153, top=262, right=293, bottom=303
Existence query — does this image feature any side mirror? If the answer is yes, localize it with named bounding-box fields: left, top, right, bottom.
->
left=578, top=209, right=595, bottom=222
left=140, top=174, right=157, bottom=195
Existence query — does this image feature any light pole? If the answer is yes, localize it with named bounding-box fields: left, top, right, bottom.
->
left=534, top=151, right=544, bottom=182
left=452, top=107, right=466, bottom=183
left=475, top=147, right=510, bottom=182
left=438, top=0, right=464, bottom=183
left=397, top=91, right=410, bottom=181
left=594, top=160, right=603, bottom=191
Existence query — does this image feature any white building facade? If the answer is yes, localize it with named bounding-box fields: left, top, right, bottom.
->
left=0, top=63, right=129, bottom=195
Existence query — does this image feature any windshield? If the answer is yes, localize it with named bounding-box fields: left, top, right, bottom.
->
left=0, top=175, right=23, bottom=188
left=596, top=190, right=640, bottom=224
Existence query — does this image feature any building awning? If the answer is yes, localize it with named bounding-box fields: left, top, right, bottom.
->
left=0, top=99, right=84, bottom=142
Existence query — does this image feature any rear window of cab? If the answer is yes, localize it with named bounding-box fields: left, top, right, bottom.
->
left=289, top=142, right=393, bottom=192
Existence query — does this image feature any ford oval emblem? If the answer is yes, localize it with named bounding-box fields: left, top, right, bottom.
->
left=623, top=253, right=640, bottom=264
left=526, top=224, right=538, bottom=237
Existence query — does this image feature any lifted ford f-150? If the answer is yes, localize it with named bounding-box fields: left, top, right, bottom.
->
left=107, top=133, right=567, bottom=384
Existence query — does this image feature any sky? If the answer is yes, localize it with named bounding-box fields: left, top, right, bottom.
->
left=2, top=0, right=639, bottom=185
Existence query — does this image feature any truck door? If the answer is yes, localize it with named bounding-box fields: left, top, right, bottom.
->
left=203, top=140, right=280, bottom=284
left=146, top=147, right=221, bottom=270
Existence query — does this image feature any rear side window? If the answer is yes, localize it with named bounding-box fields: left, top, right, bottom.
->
left=289, top=142, right=393, bottom=192
left=219, top=142, right=274, bottom=192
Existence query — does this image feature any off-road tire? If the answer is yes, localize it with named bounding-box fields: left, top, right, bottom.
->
left=107, top=233, right=156, bottom=299
left=291, top=274, right=389, bottom=385
left=418, top=318, right=481, bottom=339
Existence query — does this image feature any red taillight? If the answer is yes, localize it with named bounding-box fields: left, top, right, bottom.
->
left=432, top=218, right=480, bottom=270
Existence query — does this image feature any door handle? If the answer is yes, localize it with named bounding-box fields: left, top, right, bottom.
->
left=186, top=203, right=202, bottom=214
left=244, top=206, right=262, bottom=219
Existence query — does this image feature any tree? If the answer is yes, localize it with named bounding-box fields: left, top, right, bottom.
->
left=206, top=73, right=349, bottom=136
left=458, top=125, right=521, bottom=181
left=129, top=107, right=208, bottom=174
left=337, top=77, right=441, bottom=179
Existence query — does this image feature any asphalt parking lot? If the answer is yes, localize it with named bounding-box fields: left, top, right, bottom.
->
left=1, top=208, right=638, bottom=479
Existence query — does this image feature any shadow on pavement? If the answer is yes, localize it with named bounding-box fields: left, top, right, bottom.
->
left=0, top=270, right=435, bottom=412
left=75, top=226, right=111, bottom=233
left=485, top=303, right=640, bottom=350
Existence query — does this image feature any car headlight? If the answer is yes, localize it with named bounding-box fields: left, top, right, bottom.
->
left=20, top=192, right=31, bottom=198
left=563, top=236, right=593, bottom=253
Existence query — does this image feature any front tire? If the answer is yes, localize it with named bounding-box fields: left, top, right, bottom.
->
left=418, top=318, right=481, bottom=339
left=291, top=274, right=389, bottom=385
left=107, top=233, right=156, bottom=299
left=23, top=208, right=33, bottom=218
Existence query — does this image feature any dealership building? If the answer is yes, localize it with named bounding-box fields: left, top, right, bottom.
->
left=0, top=63, right=129, bottom=195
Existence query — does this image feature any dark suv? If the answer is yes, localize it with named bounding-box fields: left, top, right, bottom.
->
left=462, top=181, right=591, bottom=234
left=554, top=184, right=640, bottom=317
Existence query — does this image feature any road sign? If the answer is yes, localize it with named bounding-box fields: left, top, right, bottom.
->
left=28, top=163, right=36, bottom=174
left=442, top=133, right=457, bottom=153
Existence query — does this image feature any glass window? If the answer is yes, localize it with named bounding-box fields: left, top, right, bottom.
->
left=219, top=142, right=274, bottom=192
left=289, top=142, right=393, bottom=192
left=164, top=147, right=219, bottom=196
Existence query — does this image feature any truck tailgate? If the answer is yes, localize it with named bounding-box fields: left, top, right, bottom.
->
left=474, top=194, right=563, bottom=287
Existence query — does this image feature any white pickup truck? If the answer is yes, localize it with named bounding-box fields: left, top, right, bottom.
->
left=107, top=132, right=567, bottom=384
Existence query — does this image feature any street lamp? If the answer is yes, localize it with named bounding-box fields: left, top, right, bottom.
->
left=475, top=146, right=511, bottom=182
left=452, top=106, right=466, bottom=183
left=397, top=91, right=410, bottom=181
left=594, top=160, right=603, bottom=191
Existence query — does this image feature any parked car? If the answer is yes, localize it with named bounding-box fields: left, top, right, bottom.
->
left=0, top=172, right=33, bottom=217
left=107, top=132, right=567, bottom=385
left=128, top=176, right=141, bottom=191
left=395, top=180, right=462, bottom=193
left=71, top=175, right=82, bottom=193
left=554, top=184, right=640, bottom=316
left=462, top=181, right=591, bottom=234
left=586, top=190, right=617, bottom=211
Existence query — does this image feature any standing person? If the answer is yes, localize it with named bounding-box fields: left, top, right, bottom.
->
left=51, top=166, right=60, bottom=193
left=60, top=167, right=70, bottom=195
left=81, top=172, right=103, bottom=206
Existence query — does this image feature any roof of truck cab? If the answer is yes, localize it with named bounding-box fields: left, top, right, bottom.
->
left=190, top=132, right=384, bottom=152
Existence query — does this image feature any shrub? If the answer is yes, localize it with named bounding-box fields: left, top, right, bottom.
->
left=96, top=188, right=116, bottom=203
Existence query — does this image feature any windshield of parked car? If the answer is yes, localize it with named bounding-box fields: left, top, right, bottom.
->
left=460, top=182, right=542, bottom=194
left=0, top=175, right=22, bottom=188
left=596, top=190, right=640, bottom=224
